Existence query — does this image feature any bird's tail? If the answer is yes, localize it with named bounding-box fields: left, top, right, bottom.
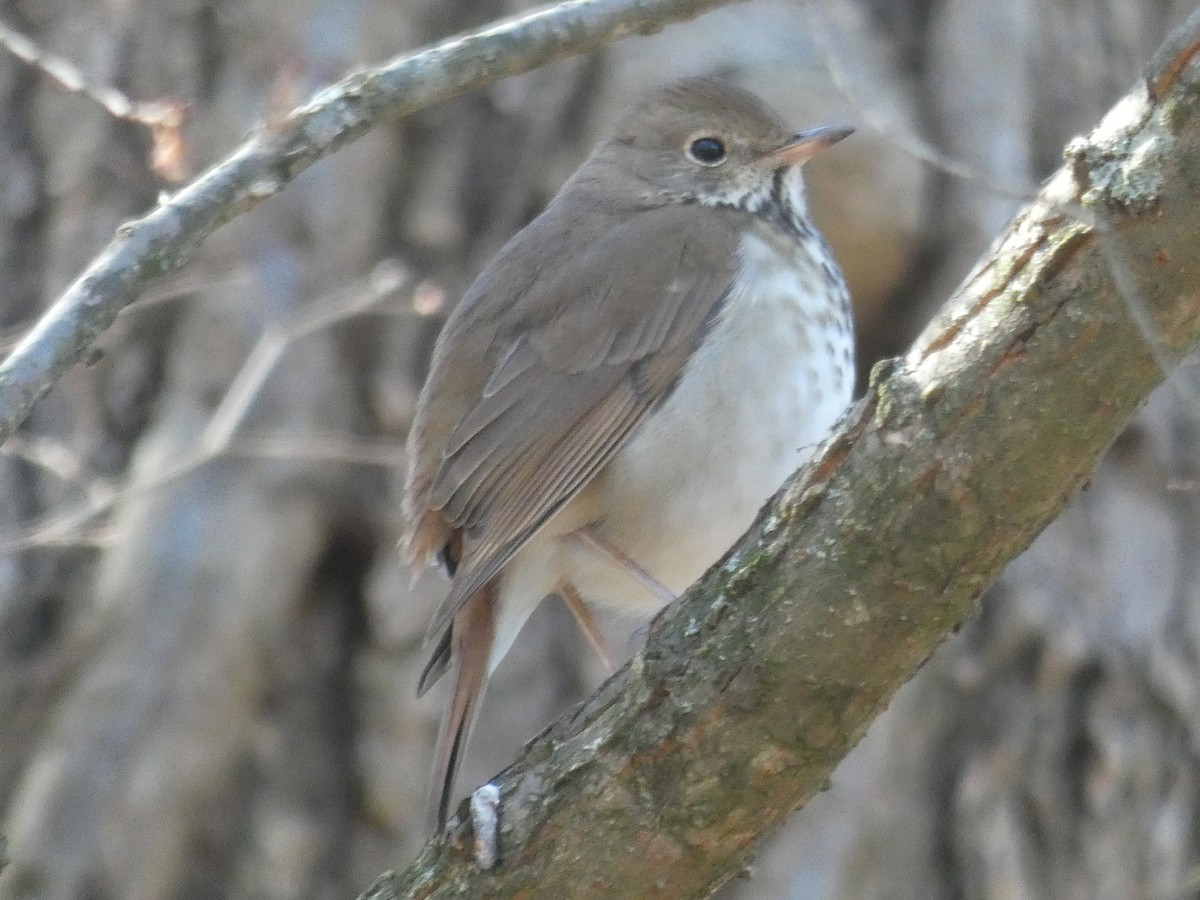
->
left=425, top=582, right=496, bottom=832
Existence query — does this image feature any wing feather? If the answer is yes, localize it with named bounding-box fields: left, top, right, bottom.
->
left=404, top=200, right=741, bottom=653
left=426, top=387, right=646, bottom=641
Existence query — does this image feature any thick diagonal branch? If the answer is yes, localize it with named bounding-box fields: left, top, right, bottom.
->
left=363, top=10, right=1200, bottom=900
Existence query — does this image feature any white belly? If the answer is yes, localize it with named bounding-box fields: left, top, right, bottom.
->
left=490, top=229, right=854, bottom=668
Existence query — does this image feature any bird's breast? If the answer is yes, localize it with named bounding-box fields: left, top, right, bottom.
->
left=569, top=227, right=855, bottom=613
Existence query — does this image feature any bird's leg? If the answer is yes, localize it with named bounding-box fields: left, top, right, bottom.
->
left=572, top=525, right=677, bottom=607
left=559, top=582, right=615, bottom=675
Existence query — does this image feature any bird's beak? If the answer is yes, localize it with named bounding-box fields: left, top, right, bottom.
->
left=760, top=124, right=854, bottom=167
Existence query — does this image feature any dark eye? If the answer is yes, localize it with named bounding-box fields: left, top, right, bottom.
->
left=687, top=136, right=727, bottom=166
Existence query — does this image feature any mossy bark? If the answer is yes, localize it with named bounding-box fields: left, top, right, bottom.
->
left=367, top=11, right=1200, bottom=898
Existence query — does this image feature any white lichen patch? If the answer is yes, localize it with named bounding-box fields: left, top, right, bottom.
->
left=1086, top=130, right=1168, bottom=211
left=1066, top=87, right=1171, bottom=213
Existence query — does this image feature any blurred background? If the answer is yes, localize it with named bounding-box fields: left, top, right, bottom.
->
left=0, top=0, right=1197, bottom=897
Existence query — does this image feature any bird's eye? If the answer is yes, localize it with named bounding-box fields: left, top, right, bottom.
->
left=687, top=136, right=727, bottom=166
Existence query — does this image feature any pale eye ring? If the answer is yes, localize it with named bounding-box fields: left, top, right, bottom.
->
left=687, top=136, right=727, bottom=166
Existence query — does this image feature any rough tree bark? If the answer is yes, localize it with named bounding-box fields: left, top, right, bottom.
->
left=0, top=2, right=915, bottom=896
left=358, top=10, right=1200, bottom=896
left=0, top=1, right=1196, bottom=899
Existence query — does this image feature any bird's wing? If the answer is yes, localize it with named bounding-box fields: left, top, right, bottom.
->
left=405, top=202, right=740, bottom=650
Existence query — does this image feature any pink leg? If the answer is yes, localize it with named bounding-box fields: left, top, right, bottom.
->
left=560, top=583, right=615, bottom=675
left=572, top=525, right=677, bottom=607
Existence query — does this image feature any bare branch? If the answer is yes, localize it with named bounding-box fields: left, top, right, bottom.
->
left=0, top=265, right=411, bottom=552
left=0, top=0, right=747, bottom=444
left=0, top=18, right=191, bottom=180
left=801, top=0, right=1036, bottom=202
left=199, top=259, right=409, bottom=455
left=361, top=9, right=1200, bottom=898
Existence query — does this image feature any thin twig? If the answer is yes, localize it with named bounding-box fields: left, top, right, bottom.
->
left=1092, top=214, right=1200, bottom=407
left=0, top=19, right=191, bottom=180
left=0, top=429, right=406, bottom=552
left=200, top=260, right=409, bottom=454
left=0, top=434, right=92, bottom=487
left=0, top=0, right=749, bottom=445
left=801, top=0, right=1037, bottom=203
left=0, top=268, right=410, bottom=552
left=224, top=433, right=405, bottom=468
left=805, top=0, right=1197, bottom=407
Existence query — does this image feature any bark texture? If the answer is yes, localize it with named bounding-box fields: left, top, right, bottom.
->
left=363, top=11, right=1200, bottom=893
left=0, top=1, right=1196, bottom=899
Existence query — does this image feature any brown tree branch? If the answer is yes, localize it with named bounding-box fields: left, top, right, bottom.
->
left=0, top=0, right=748, bottom=443
left=361, top=10, right=1200, bottom=899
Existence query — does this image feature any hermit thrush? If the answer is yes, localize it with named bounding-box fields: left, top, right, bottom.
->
left=404, top=78, right=855, bottom=830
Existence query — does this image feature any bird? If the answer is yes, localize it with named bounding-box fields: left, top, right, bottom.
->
left=403, top=77, right=856, bottom=830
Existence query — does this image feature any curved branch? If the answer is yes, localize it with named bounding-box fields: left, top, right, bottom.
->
left=0, top=0, right=746, bottom=441
left=363, top=9, right=1200, bottom=899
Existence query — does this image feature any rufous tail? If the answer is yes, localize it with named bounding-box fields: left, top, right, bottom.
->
left=426, top=583, right=496, bottom=832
